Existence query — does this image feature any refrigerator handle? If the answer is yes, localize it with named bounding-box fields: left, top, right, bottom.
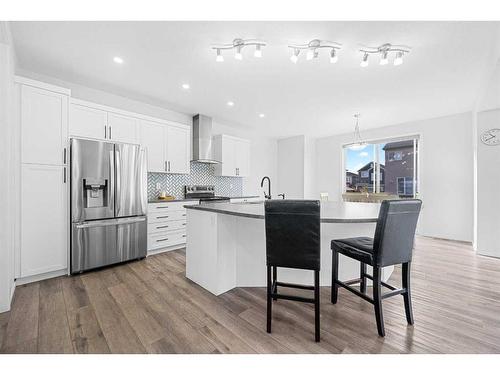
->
left=109, top=150, right=115, bottom=215
left=115, top=150, right=121, bottom=215
left=75, top=216, right=146, bottom=229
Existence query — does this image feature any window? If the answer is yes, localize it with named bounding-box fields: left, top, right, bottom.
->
left=343, top=136, right=419, bottom=202
left=388, top=151, right=403, bottom=161
left=397, top=177, right=414, bottom=196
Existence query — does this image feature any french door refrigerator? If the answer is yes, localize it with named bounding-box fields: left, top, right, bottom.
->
left=70, top=138, right=147, bottom=273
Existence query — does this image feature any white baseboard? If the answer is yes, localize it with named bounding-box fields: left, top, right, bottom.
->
left=148, top=244, right=185, bottom=256
left=15, top=268, right=67, bottom=286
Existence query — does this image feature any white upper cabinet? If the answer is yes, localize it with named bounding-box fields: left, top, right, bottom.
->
left=70, top=102, right=139, bottom=144
left=235, top=138, right=251, bottom=177
left=166, top=125, right=190, bottom=174
left=21, top=85, right=68, bottom=165
left=140, top=120, right=190, bottom=174
left=107, top=112, right=138, bottom=144
left=69, top=103, right=108, bottom=140
left=213, top=135, right=250, bottom=177
left=140, top=120, right=166, bottom=173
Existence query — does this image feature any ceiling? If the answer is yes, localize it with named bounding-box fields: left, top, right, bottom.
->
left=10, top=21, right=500, bottom=138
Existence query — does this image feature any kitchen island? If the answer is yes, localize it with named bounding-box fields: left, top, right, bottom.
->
left=185, top=201, right=393, bottom=295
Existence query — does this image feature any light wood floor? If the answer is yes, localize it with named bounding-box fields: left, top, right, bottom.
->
left=1, top=236, right=500, bottom=354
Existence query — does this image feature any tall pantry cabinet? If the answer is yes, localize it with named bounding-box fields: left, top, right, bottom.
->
left=16, top=77, right=69, bottom=280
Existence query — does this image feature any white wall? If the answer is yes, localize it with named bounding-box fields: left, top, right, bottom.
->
left=277, top=136, right=305, bottom=199
left=0, top=22, right=17, bottom=312
left=476, top=109, right=500, bottom=257
left=316, top=112, right=474, bottom=242
left=15, top=70, right=278, bottom=200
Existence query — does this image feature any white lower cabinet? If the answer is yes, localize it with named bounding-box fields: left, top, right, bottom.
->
left=147, top=201, right=198, bottom=253
left=21, top=164, right=68, bottom=278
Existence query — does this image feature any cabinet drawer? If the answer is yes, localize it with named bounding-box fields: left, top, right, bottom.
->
left=148, top=201, right=198, bottom=213
left=148, top=219, right=187, bottom=234
left=148, top=210, right=187, bottom=223
left=148, top=230, right=187, bottom=250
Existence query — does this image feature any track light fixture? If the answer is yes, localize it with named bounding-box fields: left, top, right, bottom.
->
left=360, top=52, right=369, bottom=67
left=359, top=43, right=411, bottom=67
left=290, top=48, right=300, bottom=63
left=212, top=38, right=267, bottom=62
left=288, top=39, right=342, bottom=64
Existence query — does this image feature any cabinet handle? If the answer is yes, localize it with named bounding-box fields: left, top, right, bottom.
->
left=156, top=206, right=169, bottom=209
left=165, top=161, right=168, bottom=172
left=156, top=215, right=169, bottom=219
left=182, top=223, right=186, bottom=226
left=168, top=161, right=171, bottom=172
left=63, top=167, right=66, bottom=183
left=105, top=125, right=107, bottom=139
left=156, top=225, right=169, bottom=229
left=109, top=126, right=112, bottom=139
left=182, top=234, right=186, bottom=238
left=156, top=238, right=168, bottom=242
left=63, top=148, right=67, bottom=164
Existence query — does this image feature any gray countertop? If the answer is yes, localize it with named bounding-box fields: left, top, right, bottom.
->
left=148, top=198, right=200, bottom=203
left=185, top=201, right=381, bottom=223
left=148, top=195, right=260, bottom=204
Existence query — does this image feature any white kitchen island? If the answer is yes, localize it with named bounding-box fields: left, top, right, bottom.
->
left=185, top=201, right=393, bottom=295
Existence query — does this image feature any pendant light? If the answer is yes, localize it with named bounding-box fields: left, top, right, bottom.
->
left=349, top=114, right=366, bottom=150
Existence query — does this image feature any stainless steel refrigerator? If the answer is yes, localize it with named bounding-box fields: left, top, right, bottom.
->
left=70, top=138, right=147, bottom=273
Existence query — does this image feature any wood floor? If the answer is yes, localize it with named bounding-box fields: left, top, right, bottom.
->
left=1, top=236, right=500, bottom=354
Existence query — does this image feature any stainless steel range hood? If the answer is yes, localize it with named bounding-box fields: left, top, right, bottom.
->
left=191, top=114, right=220, bottom=164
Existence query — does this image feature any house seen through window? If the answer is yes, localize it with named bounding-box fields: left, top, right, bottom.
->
left=343, top=137, right=419, bottom=203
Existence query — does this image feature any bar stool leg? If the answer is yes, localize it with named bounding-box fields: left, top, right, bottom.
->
left=402, top=262, right=414, bottom=325
left=314, top=270, right=320, bottom=342
left=331, top=250, right=339, bottom=304
left=272, top=266, right=278, bottom=301
left=373, top=266, right=385, bottom=337
left=267, top=266, right=272, bottom=333
left=360, top=262, right=367, bottom=294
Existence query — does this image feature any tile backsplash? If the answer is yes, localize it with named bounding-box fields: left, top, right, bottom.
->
left=147, top=162, right=243, bottom=200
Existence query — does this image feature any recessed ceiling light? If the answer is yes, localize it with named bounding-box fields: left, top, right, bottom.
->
left=182, top=83, right=190, bottom=89
left=227, top=101, right=234, bottom=107
left=259, top=113, right=265, bottom=118
left=113, top=56, right=124, bottom=64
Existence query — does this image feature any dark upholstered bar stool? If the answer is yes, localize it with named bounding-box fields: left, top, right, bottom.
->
left=331, top=199, right=422, bottom=337
left=264, top=200, right=321, bottom=342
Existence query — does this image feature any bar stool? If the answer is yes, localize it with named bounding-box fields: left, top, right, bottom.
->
left=330, top=199, right=422, bottom=337
left=264, top=200, right=321, bottom=342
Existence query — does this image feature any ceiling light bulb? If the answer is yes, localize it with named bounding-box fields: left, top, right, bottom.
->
left=254, top=45, right=262, bottom=58
left=360, top=53, right=369, bottom=67
left=216, top=49, right=224, bottom=62
left=182, top=83, right=190, bottom=90
left=290, top=49, right=299, bottom=63
left=235, top=46, right=243, bottom=60
left=227, top=101, right=234, bottom=107
left=259, top=113, right=265, bottom=118
left=306, top=49, right=314, bottom=61
left=113, top=56, right=124, bottom=64
left=330, top=49, right=338, bottom=64
left=380, top=51, right=388, bottom=65
left=394, top=51, right=404, bottom=66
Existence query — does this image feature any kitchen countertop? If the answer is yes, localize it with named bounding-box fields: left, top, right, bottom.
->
left=185, top=201, right=381, bottom=223
left=148, top=195, right=260, bottom=203
left=148, top=198, right=200, bottom=203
